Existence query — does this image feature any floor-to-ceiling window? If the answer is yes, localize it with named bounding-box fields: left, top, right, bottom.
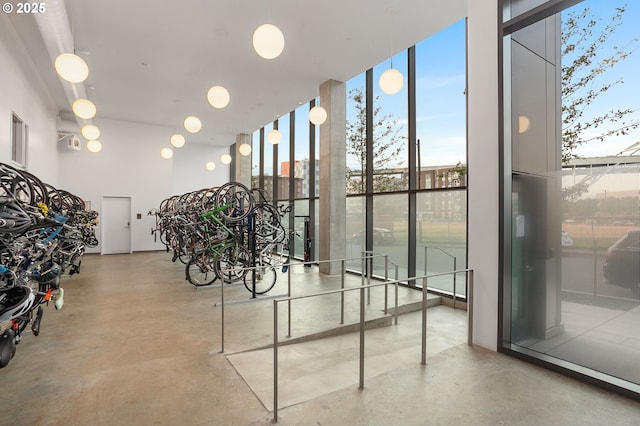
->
left=503, top=0, right=640, bottom=396
left=415, top=19, right=467, bottom=295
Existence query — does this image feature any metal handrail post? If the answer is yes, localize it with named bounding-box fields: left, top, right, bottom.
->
left=424, top=246, right=428, bottom=275
left=467, top=270, right=474, bottom=346
left=220, top=277, right=225, bottom=353
left=273, top=300, right=279, bottom=422
left=394, top=265, right=399, bottom=325
left=384, top=255, right=389, bottom=314
left=359, top=283, right=365, bottom=390
left=367, top=253, right=371, bottom=305
left=287, top=260, right=292, bottom=338
left=452, top=257, right=457, bottom=310
left=421, top=276, right=428, bottom=365
left=340, top=259, right=345, bottom=325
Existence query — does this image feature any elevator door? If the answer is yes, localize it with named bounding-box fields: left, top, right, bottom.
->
left=511, top=174, right=547, bottom=342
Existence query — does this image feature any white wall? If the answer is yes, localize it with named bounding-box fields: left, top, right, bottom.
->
left=467, top=0, right=501, bottom=351
left=0, top=14, right=59, bottom=184
left=56, top=118, right=232, bottom=253
left=172, top=142, right=230, bottom=195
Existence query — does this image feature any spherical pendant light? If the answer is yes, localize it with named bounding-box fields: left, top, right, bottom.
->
left=72, top=98, right=96, bottom=119
left=267, top=129, right=281, bottom=144
left=379, top=68, right=404, bottom=94
left=183, top=116, right=202, bottom=133
left=220, top=154, right=232, bottom=164
left=309, top=105, right=327, bottom=125
left=81, top=124, right=100, bottom=140
left=252, top=24, right=285, bottom=59
left=54, top=53, right=89, bottom=83
left=170, top=133, right=186, bottom=148
left=160, top=147, right=174, bottom=159
left=207, top=86, right=231, bottom=109
left=238, top=143, right=252, bottom=156
left=86, top=140, right=102, bottom=153
left=206, top=161, right=216, bottom=171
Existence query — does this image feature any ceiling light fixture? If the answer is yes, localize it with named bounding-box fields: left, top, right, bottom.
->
left=170, top=133, right=186, bottom=148
left=207, top=85, right=231, bottom=109
left=252, top=23, right=285, bottom=59
left=379, top=67, right=404, bottom=95
left=309, top=104, right=327, bottom=125
left=54, top=53, right=89, bottom=83
left=183, top=116, right=202, bottom=133
left=72, top=98, right=96, bottom=119
left=238, top=143, right=252, bottom=156
left=81, top=124, right=100, bottom=140
left=267, top=128, right=281, bottom=144
left=220, top=153, right=232, bottom=164
left=86, top=140, right=102, bottom=153
left=160, top=147, right=173, bottom=159
left=206, top=161, right=216, bottom=171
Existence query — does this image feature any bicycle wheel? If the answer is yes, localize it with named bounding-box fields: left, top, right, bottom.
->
left=215, top=182, right=254, bottom=222
left=253, top=203, right=280, bottom=238
left=185, top=254, right=216, bottom=286
left=214, top=243, right=250, bottom=283
left=243, top=258, right=277, bottom=295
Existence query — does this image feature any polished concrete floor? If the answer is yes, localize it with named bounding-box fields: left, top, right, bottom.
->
left=1, top=251, right=639, bottom=425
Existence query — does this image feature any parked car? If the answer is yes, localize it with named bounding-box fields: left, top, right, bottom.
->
left=603, top=229, right=640, bottom=294
left=561, top=230, right=574, bottom=247
left=350, top=228, right=396, bottom=245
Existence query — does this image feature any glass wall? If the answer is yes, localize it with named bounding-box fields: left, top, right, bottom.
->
left=346, top=72, right=367, bottom=195
left=372, top=51, right=409, bottom=193
left=503, top=0, right=640, bottom=395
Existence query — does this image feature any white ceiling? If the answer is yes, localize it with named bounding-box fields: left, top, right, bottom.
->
left=11, top=0, right=466, bottom=147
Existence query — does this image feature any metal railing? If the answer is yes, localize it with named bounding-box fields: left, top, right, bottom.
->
left=424, top=246, right=464, bottom=308
left=215, top=252, right=393, bottom=353
left=271, top=267, right=474, bottom=422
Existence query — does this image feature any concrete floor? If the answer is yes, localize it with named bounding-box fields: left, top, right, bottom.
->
left=1, top=251, right=639, bottom=425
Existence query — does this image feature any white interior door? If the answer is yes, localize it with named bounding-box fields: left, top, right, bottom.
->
left=102, top=196, right=132, bottom=254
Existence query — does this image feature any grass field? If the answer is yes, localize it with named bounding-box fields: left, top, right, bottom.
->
left=562, top=222, right=636, bottom=250
left=378, top=221, right=634, bottom=250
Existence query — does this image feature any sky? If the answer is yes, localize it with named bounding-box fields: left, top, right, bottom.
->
left=257, top=0, right=640, bottom=175
left=566, top=0, right=640, bottom=158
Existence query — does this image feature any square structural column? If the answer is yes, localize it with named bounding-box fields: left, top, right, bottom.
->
left=319, top=79, right=346, bottom=275
left=234, top=133, right=252, bottom=187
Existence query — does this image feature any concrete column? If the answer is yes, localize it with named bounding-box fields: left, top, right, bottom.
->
left=234, top=133, right=252, bottom=187
left=319, top=79, right=346, bottom=275
left=467, top=0, right=500, bottom=351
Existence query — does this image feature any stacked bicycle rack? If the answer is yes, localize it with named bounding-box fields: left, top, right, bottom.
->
left=0, top=163, right=98, bottom=368
left=151, top=182, right=289, bottom=295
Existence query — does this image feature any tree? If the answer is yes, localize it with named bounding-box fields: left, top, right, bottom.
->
left=562, top=4, right=639, bottom=164
left=346, top=87, right=405, bottom=193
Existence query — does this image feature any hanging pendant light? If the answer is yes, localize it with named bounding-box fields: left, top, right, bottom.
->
left=221, top=153, right=232, bottom=164
left=160, top=147, right=174, bottom=159
left=170, top=134, right=186, bottom=148
left=206, top=161, right=216, bottom=171
left=86, top=140, right=102, bottom=153
left=207, top=86, right=231, bottom=109
left=238, top=143, right=252, bottom=156
left=309, top=105, right=327, bottom=125
left=267, top=129, right=281, bottom=144
left=54, top=53, right=89, bottom=83
left=252, top=23, right=285, bottom=59
left=81, top=124, right=100, bottom=140
left=379, top=68, right=404, bottom=95
left=183, top=115, right=202, bottom=133
left=72, top=98, right=96, bottom=119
